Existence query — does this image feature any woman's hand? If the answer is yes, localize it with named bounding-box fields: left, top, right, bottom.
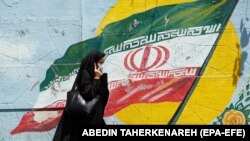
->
left=94, top=63, right=103, bottom=79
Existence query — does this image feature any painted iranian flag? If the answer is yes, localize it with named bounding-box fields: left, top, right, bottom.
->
left=11, top=0, right=238, bottom=134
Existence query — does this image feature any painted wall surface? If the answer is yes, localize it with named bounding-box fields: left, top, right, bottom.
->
left=0, top=0, right=249, bottom=140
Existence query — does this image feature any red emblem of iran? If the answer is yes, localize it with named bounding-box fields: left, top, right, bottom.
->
left=124, top=45, right=170, bottom=72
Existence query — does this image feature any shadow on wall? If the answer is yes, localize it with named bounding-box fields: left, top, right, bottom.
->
left=240, top=18, right=250, bottom=74
left=233, top=43, right=241, bottom=86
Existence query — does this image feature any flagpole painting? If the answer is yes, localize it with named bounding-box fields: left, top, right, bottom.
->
left=4, top=0, right=248, bottom=136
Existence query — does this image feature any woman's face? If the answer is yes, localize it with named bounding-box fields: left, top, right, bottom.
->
left=98, top=57, right=105, bottom=64
left=97, top=57, right=105, bottom=69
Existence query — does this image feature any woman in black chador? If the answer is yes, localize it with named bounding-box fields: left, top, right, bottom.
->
left=53, top=50, right=109, bottom=141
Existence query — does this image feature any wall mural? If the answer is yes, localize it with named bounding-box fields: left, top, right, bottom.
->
left=0, top=0, right=249, bottom=140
